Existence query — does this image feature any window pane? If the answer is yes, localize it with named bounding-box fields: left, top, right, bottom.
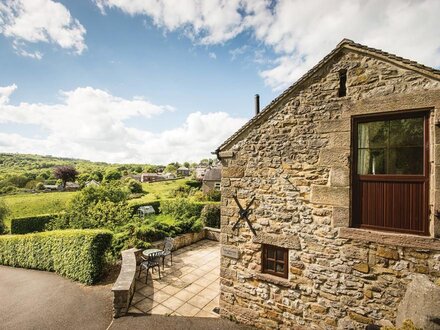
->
left=358, top=149, right=386, bottom=175
left=276, top=249, right=285, bottom=261
left=266, top=260, right=275, bottom=271
left=276, top=263, right=284, bottom=273
left=267, top=248, right=275, bottom=259
left=358, top=121, right=388, bottom=148
left=389, top=117, right=423, bottom=147
left=388, top=147, right=424, bottom=174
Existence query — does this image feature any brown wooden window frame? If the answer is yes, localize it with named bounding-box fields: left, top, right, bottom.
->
left=261, top=244, right=288, bottom=278
left=352, top=109, right=430, bottom=236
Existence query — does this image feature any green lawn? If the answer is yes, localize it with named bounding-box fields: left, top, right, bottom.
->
left=1, top=192, right=76, bottom=226
left=128, top=178, right=190, bottom=205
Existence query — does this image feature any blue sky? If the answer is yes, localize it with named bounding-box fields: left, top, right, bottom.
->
left=0, top=0, right=439, bottom=164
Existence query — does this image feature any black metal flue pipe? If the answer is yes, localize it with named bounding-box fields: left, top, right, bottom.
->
left=255, top=94, right=260, bottom=115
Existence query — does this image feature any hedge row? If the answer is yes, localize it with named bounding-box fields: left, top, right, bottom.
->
left=0, top=230, right=112, bottom=284
left=10, top=214, right=56, bottom=234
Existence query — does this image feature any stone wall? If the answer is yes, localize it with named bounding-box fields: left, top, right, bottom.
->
left=150, top=228, right=220, bottom=251
left=112, top=248, right=142, bottom=318
left=219, top=50, right=440, bottom=329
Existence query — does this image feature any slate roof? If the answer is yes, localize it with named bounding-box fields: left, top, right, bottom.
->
left=217, top=39, right=440, bottom=152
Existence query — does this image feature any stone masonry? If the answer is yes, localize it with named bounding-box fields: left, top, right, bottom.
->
left=217, top=40, right=440, bottom=329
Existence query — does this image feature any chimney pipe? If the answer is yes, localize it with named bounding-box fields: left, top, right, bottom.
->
left=255, top=94, right=260, bottom=115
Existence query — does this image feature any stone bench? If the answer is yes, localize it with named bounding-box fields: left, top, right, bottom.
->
left=111, top=248, right=142, bottom=318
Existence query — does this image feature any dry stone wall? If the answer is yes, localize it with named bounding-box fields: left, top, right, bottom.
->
left=220, top=50, right=440, bottom=329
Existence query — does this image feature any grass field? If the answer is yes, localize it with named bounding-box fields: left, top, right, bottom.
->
left=128, top=178, right=190, bottom=205
left=1, top=191, right=76, bottom=226
left=1, top=179, right=191, bottom=227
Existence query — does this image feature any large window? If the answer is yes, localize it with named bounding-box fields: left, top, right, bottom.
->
left=357, top=117, right=424, bottom=175
left=262, top=244, right=288, bottom=278
left=353, top=111, right=429, bottom=235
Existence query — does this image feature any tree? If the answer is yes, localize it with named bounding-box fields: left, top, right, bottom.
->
left=48, top=183, right=130, bottom=231
left=143, top=165, right=157, bottom=173
left=126, top=178, right=143, bottom=193
left=164, top=163, right=178, bottom=174
left=53, top=165, right=78, bottom=189
left=183, top=162, right=190, bottom=169
left=103, top=168, right=122, bottom=182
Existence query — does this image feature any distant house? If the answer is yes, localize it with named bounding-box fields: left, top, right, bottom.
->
left=195, top=166, right=209, bottom=181
left=65, top=182, right=80, bottom=191
left=202, top=167, right=221, bottom=193
left=85, top=180, right=100, bottom=187
left=141, top=173, right=163, bottom=183
left=43, top=184, right=59, bottom=191
left=177, top=167, right=190, bottom=177
left=161, top=172, right=176, bottom=180
left=130, top=174, right=142, bottom=182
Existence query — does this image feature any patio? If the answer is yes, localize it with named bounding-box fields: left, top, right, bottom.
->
left=129, top=239, right=220, bottom=317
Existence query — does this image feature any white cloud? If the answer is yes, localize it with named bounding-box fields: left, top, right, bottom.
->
left=208, top=52, right=216, bottom=59
left=95, top=0, right=440, bottom=91
left=12, top=40, right=43, bottom=59
left=0, top=0, right=86, bottom=56
left=0, top=85, right=247, bottom=164
left=257, top=0, right=440, bottom=90
left=96, top=0, right=244, bottom=44
left=0, top=84, right=17, bottom=104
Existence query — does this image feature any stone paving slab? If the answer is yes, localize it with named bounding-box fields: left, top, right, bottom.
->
left=130, top=239, right=221, bottom=318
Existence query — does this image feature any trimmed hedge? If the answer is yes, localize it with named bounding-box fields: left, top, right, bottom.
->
left=0, top=229, right=112, bottom=284
left=10, top=214, right=56, bottom=234
left=200, top=204, right=220, bottom=228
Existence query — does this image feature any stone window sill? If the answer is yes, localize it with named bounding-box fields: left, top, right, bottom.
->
left=254, top=272, right=295, bottom=288
left=339, top=227, right=440, bottom=250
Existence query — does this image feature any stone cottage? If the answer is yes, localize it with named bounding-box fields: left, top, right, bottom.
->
left=202, top=167, right=222, bottom=193
left=215, top=39, right=440, bottom=329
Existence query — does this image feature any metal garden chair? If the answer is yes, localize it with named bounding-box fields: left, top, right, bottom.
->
left=138, top=251, right=162, bottom=284
left=161, top=237, right=174, bottom=270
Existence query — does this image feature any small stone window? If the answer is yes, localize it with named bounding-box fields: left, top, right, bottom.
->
left=214, top=182, right=221, bottom=190
left=262, top=244, right=288, bottom=278
left=338, top=69, right=347, bottom=97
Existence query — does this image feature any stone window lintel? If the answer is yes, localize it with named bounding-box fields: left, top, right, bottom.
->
left=253, top=232, right=301, bottom=250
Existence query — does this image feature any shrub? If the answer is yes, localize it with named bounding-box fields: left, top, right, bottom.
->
left=49, top=201, right=131, bottom=231
left=170, top=185, right=191, bottom=198
left=185, top=180, right=202, bottom=189
left=161, top=198, right=204, bottom=219
left=36, top=182, right=45, bottom=191
left=48, top=183, right=131, bottom=231
left=0, top=201, right=9, bottom=234
left=0, top=230, right=112, bottom=284
left=200, top=204, right=220, bottom=228
left=126, top=179, right=143, bottom=194
left=206, top=189, right=221, bottom=201
left=10, top=214, right=56, bottom=234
